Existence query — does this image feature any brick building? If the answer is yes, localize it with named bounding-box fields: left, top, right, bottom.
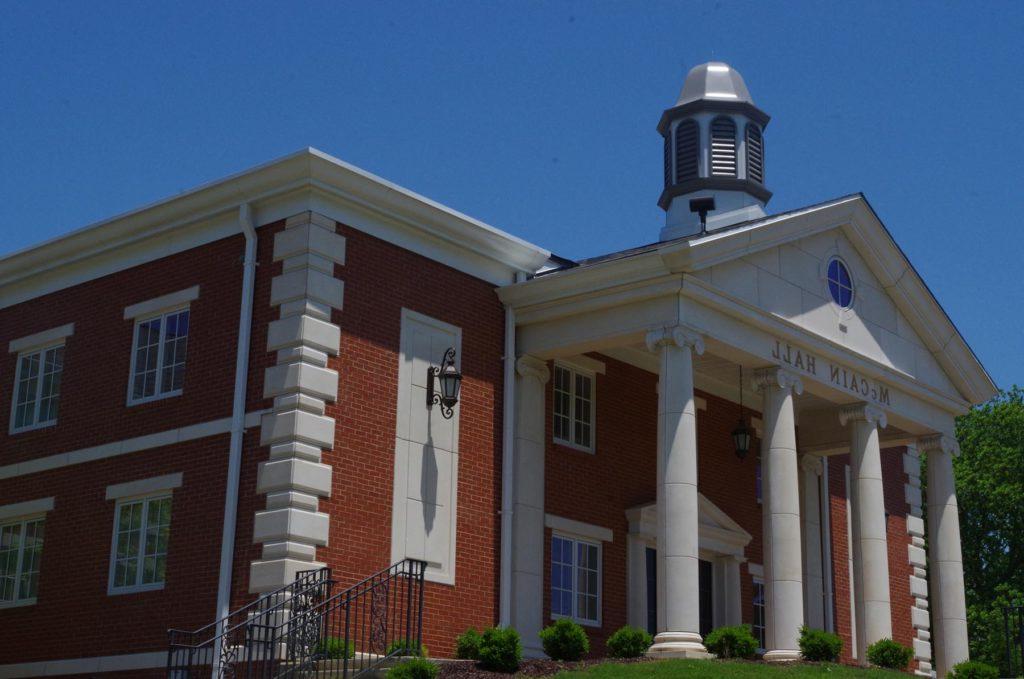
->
left=0, top=63, right=994, bottom=678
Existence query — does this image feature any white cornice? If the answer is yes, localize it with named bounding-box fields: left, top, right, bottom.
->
left=0, top=148, right=551, bottom=307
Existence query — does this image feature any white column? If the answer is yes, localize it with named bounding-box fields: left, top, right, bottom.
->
left=800, top=455, right=825, bottom=630
left=509, top=356, right=549, bottom=657
left=722, top=555, right=744, bottom=627
left=627, top=534, right=648, bottom=631
left=840, top=403, right=892, bottom=662
left=645, top=326, right=709, bottom=659
left=920, top=434, right=969, bottom=677
left=754, top=367, right=804, bottom=662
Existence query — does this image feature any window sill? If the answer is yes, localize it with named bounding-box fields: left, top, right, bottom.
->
left=108, top=582, right=165, bottom=596
left=551, top=613, right=601, bottom=629
left=9, top=420, right=57, bottom=436
left=0, top=597, right=37, bottom=610
left=127, top=390, right=183, bottom=408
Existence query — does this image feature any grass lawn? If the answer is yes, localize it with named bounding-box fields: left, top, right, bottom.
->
left=554, top=659, right=905, bottom=678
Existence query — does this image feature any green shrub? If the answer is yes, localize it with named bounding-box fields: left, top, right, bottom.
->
left=455, top=627, right=482, bottom=660
left=703, top=625, right=758, bottom=659
left=478, top=626, right=522, bottom=673
left=389, top=657, right=438, bottom=679
left=948, top=660, right=1000, bottom=679
left=799, top=626, right=842, bottom=662
left=606, top=625, right=653, bottom=659
left=866, top=638, right=913, bottom=670
left=386, top=638, right=428, bottom=657
left=313, top=636, right=354, bottom=659
left=538, top=618, right=590, bottom=661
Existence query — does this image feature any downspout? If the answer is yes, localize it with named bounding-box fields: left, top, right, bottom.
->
left=498, top=271, right=526, bottom=626
left=212, top=203, right=258, bottom=677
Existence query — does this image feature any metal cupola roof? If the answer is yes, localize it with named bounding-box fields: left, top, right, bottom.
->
left=675, top=61, right=755, bottom=106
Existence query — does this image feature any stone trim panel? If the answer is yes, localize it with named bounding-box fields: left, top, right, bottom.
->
left=904, top=444, right=935, bottom=678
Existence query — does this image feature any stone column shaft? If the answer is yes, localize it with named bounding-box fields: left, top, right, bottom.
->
left=755, top=367, right=804, bottom=662
left=840, top=403, right=893, bottom=662
left=645, top=326, right=709, bottom=659
left=801, top=455, right=825, bottom=630
left=509, top=356, right=549, bottom=657
left=922, top=434, right=969, bottom=677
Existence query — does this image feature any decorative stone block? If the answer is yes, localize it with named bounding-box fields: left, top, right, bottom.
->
left=250, top=557, right=327, bottom=594
left=908, top=544, right=927, bottom=568
left=907, top=515, right=925, bottom=537
left=270, top=269, right=344, bottom=310
left=912, top=605, right=930, bottom=629
left=274, top=223, right=346, bottom=265
left=267, top=314, right=341, bottom=354
left=910, top=575, right=928, bottom=598
left=253, top=507, right=329, bottom=545
left=260, top=410, right=335, bottom=449
left=264, top=362, right=339, bottom=401
left=913, top=637, right=932, bottom=661
left=258, top=458, right=333, bottom=497
left=905, top=483, right=923, bottom=508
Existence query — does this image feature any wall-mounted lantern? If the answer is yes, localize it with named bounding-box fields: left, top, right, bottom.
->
left=426, top=347, right=462, bottom=419
left=732, top=365, right=754, bottom=460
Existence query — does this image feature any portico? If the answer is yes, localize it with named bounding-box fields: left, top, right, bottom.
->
left=497, top=192, right=990, bottom=675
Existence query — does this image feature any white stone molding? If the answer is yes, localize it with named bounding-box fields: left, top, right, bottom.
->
left=510, top=354, right=549, bottom=657
left=105, top=473, right=183, bottom=500
left=842, top=401, right=893, bottom=663
left=251, top=211, right=345, bottom=593
left=919, top=434, right=968, bottom=677
left=544, top=514, right=613, bottom=543
left=903, top=445, right=936, bottom=678
left=646, top=327, right=710, bottom=659
left=752, top=366, right=803, bottom=396
left=0, top=497, right=54, bottom=522
left=8, top=323, right=75, bottom=354
left=838, top=403, right=888, bottom=430
left=122, top=286, right=200, bottom=320
left=756, top=365, right=805, bottom=661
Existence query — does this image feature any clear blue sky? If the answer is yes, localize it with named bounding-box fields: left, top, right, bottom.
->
left=1, top=2, right=1021, bottom=390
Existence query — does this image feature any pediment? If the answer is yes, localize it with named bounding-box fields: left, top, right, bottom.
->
left=660, top=195, right=995, bottom=404
left=626, top=494, right=752, bottom=557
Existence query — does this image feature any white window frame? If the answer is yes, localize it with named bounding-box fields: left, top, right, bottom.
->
left=0, top=512, right=47, bottom=609
left=127, top=306, right=190, bottom=406
left=9, top=343, right=65, bottom=434
left=550, top=531, right=602, bottom=628
left=552, top=362, right=596, bottom=453
left=107, top=492, right=173, bottom=595
left=751, top=575, right=766, bottom=653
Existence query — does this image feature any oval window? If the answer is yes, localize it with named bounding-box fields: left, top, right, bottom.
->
left=826, top=258, right=854, bottom=309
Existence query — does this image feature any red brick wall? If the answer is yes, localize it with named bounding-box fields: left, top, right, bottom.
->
left=541, top=354, right=765, bottom=655
left=826, top=446, right=916, bottom=669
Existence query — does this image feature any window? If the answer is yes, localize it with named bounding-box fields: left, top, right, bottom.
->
left=752, top=579, right=766, bottom=650
left=551, top=534, right=600, bottom=626
left=710, top=117, right=737, bottom=177
left=826, top=258, right=854, bottom=309
left=553, top=364, right=595, bottom=452
left=129, top=308, right=189, bottom=404
left=11, top=344, right=64, bottom=432
left=0, top=517, right=44, bottom=605
left=109, top=495, right=171, bottom=593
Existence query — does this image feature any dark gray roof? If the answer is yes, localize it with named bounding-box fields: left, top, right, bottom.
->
left=536, top=194, right=863, bottom=278
left=676, top=62, right=755, bottom=107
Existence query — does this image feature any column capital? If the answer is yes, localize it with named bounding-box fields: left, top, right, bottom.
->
left=516, top=356, right=550, bottom=384
left=800, top=454, right=823, bottom=476
left=752, top=366, right=804, bottom=396
left=838, top=402, right=887, bottom=429
left=918, top=434, right=960, bottom=458
left=645, top=325, right=704, bottom=356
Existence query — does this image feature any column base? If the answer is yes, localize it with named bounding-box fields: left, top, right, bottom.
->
left=646, top=632, right=712, bottom=659
left=763, top=649, right=801, bottom=662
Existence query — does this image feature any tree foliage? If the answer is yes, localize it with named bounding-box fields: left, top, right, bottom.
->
left=953, top=386, right=1024, bottom=673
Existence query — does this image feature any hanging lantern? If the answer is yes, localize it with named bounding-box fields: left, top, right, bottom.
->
left=427, top=347, right=462, bottom=419
left=732, top=365, right=754, bottom=460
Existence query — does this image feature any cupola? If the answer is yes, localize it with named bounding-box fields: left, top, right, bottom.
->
left=658, top=62, right=772, bottom=240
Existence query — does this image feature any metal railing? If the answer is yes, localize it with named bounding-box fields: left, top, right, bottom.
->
left=167, top=567, right=332, bottom=677
left=166, top=560, right=426, bottom=678
left=1005, top=605, right=1024, bottom=678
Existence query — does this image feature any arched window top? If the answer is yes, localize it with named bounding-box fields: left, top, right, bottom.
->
left=710, top=117, right=737, bottom=177
left=745, top=124, right=764, bottom=184
left=674, top=119, right=699, bottom=184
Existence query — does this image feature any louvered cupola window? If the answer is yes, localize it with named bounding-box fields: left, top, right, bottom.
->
left=710, top=117, right=737, bottom=177
left=745, top=124, right=764, bottom=184
left=674, top=119, right=699, bottom=183
left=663, top=135, right=672, bottom=188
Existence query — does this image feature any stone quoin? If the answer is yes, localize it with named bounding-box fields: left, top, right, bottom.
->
left=0, top=62, right=993, bottom=679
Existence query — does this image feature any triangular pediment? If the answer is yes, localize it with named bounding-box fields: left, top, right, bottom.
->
left=626, top=494, right=752, bottom=557
left=660, top=195, right=995, bottom=404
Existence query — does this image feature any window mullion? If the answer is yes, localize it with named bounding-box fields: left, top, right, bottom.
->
left=12, top=520, right=26, bottom=600
left=571, top=539, right=579, bottom=621
left=155, top=314, right=168, bottom=395
left=136, top=500, right=149, bottom=587
left=568, top=370, right=578, bottom=447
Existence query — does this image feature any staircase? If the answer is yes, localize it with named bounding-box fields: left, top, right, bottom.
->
left=168, top=559, right=427, bottom=678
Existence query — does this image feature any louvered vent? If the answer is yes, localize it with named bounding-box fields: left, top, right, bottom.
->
left=674, top=119, right=699, bottom=183
left=710, top=117, right=737, bottom=177
left=745, top=124, right=764, bottom=184
left=663, top=135, right=672, bottom=188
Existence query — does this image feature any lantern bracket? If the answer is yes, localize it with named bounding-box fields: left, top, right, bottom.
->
left=426, top=347, right=461, bottom=420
